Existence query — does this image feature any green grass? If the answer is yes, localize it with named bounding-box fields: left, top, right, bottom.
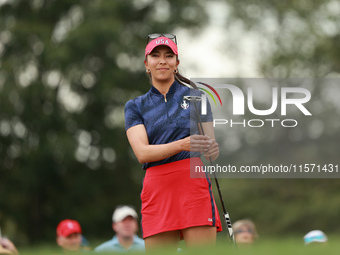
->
left=16, top=236, right=340, bottom=255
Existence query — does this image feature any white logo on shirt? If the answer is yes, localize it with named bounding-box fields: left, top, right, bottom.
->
left=208, top=218, right=213, bottom=222
left=181, top=100, right=189, bottom=109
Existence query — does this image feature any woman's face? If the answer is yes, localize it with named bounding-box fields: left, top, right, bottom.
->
left=144, top=45, right=179, bottom=84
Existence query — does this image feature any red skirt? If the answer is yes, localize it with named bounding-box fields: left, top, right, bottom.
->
left=141, top=157, right=222, bottom=238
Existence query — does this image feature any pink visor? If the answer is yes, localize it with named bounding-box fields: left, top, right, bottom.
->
left=145, top=37, right=178, bottom=58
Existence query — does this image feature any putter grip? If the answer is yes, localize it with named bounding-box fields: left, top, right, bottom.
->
left=183, top=96, right=202, bottom=101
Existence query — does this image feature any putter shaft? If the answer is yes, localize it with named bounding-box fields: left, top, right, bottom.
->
left=187, top=97, right=236, bottom=246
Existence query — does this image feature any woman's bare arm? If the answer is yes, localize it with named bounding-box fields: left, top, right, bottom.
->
left=126, top=124, right=211, bottom=164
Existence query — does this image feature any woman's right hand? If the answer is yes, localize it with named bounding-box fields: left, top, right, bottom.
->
left=182, top=134, right=212, bottom=152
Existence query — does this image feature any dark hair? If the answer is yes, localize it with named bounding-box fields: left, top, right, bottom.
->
left=175, top=71, right=198, bottom=89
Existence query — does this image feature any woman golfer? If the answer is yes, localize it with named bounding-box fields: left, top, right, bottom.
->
left=125, top=33, right=221, bottom=250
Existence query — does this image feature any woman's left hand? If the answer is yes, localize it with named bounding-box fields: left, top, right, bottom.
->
left=203, top=135, right=219, bottom=160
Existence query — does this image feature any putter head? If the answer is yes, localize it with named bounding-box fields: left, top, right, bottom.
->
left=183, top=96, right=202, bottom=102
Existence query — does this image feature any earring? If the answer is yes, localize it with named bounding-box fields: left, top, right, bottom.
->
left=146, top=69, right=151, bottom=74
left=174, top=69, right=178, bottom=73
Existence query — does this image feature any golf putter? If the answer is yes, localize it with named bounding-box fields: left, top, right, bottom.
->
left=184, top=95, right=236, bottom=247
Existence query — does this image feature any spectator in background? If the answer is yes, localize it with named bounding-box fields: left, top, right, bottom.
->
left=0, top=237, right=19, bottom=255
left=56, top=219, right=90, bottom=252
left=94, top=205, right=144, bottom=253
left=233, top=219, right=258, bottom=245
left=304, top=230, right=328, bottom=245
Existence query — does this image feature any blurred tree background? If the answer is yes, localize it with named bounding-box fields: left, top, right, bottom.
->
left=0, top=0, right=207, bottom=244
left=0, top=0, right=339, bottom=246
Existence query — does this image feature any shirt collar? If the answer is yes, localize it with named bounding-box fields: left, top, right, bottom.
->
left=150, top=80, right=180, bottom=95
